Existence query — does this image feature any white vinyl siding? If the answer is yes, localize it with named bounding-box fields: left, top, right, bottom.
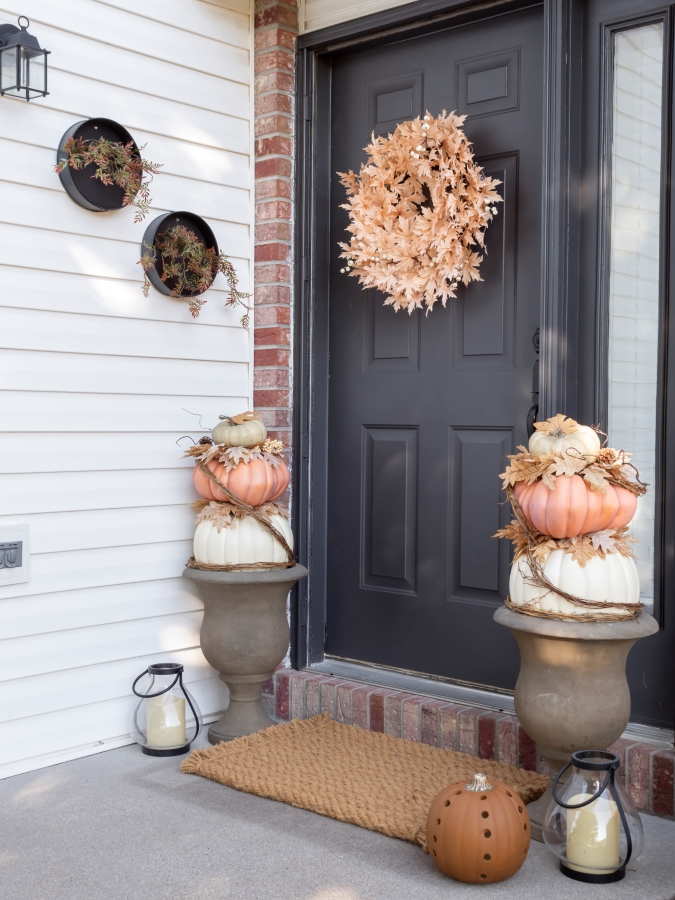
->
left=0, top=0, right=253, bottom=777
left=607, top=23, right=664, bottom=611
left=301, top=0, right=414, bottom=32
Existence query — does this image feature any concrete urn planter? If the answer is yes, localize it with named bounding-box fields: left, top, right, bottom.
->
left=183, top=564, right=308, bottom=743
left=494, top=606, right=658, bottom=841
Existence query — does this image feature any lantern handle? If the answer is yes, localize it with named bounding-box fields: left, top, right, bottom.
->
left=132, top=668, right=180, bottom=698
left=179, top=671, right=202, bottom=741
left=551, top=760, right=613, bottom=809
left=609, top=771, right=633, bottom=866
left=18, top=16, right=29, bottom=28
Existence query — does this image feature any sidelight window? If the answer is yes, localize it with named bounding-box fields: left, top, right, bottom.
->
left=606, top=22, right=664, bottom=611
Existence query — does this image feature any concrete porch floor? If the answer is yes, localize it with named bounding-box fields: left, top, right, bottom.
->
left=1, top=732, right=674, bottom=900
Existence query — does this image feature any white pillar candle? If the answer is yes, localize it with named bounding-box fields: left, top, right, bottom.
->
left=566, top=791, right=621, bottom=875
left=146, top=693, right=186, bottom=749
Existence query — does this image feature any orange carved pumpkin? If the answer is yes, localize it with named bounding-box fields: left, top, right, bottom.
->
left=193, top=457, right=290, bottom=506
left=426, top=774, right=530, bottom=884
left=513, top=476, right=637, bottom=539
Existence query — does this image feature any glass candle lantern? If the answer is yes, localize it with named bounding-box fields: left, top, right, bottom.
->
left=132, top=663, right=202, bottom=757
left=543, top=750, right=643, bottom=884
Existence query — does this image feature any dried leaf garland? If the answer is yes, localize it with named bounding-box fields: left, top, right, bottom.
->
left=183, top=441, right=285, bottom=470
left=194, top=500, right=289, bottom=532
left=499, top=445, right=646, bottom=496
left=337, top=111, right=502, bottom=314
left=494, top=520, right=636, bottom=566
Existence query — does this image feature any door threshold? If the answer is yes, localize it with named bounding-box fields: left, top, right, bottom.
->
left=307, top=658, right=674, bottom=748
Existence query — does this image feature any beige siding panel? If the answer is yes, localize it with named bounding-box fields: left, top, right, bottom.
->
left=0, top=470, right=194, bottom=515
left=0, top=1, right=249, bottom=81
left=0, top=393, right=247, bottom=436
left=0, top=0, right=252, bottom=776
left=0, top=648, right=217, bottom=724
left=0, top=506, right=194, bottom=555
left=0, top=223, right=250, bottom=292
left=102, top=0, right=250, bottom=47
left=0, top=133, right=250, bottom=192
left=0, top=434, right=200, bottom=473
left=0, top=541, right=193, bottom=601
left=302, top=0, right=413, bottom=32
left=0, top=306, right=249, bottom=362
left=0, top=170, right=251, bottom=236
left=0, top=578, right=203, bottom=640
left=0, top=268, right=243, bottom=325
left=0, top=349, right=248, bottom=397
left=0, top=608, right=201, bottom=680
left=0, top=677, right=227, bottom=769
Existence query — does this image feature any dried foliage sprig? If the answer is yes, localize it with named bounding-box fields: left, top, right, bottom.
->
left=183, top=441, right=285, bottom=469
left=499, top=444, right=647, bottom=496
left=338, top=110, right=502, bottom=314
left=494, top=520, right=636, bottom=566
left=194, top=500, right=289, bottom=532
left=55, top=137, right=162, bottom=221
left=140, top=225, right=251, bottom=324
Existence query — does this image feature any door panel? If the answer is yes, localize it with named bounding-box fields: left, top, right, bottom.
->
left=323, top=6, right=543, bottom=690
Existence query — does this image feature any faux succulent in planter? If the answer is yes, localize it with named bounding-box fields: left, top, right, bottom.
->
left=140, top=224, right=251, bottom=324
left=55, top=134, right=161, bottom=220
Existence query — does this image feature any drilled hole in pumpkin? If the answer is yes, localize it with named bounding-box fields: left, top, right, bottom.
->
left=506, top=791, right=512, bottom=797
left=433, top=835, right=437, bottom=842
left=445, top=800, right=450, bottom=807
left=437, top=818, right=441, bottom=825
left=484, top=829, right=491, bottom=838
left=480, top=795, right=487, bottom=800
left=455, top=790, right=462, bottom=795
left=433, top=849, right=436, bottom=857
left=518, top=805, right=523, bottom=813
left=480, top=874, right=487, bottom=880
left=484, top=854, right=491, bottom=861
left=481, top=811, right=489, bottom=819
left=524, top=823, right=528, bottom=831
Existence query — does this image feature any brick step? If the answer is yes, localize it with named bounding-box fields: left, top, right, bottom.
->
left=261, top=667, right=675, bottom=819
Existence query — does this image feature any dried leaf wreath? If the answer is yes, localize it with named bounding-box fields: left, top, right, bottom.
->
left=183, top=439, right=285, bottom=469
left=338, top=110, right=502, bottom=314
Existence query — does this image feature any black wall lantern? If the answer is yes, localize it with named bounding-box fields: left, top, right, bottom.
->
left=0, top=17, right=50, bottom=101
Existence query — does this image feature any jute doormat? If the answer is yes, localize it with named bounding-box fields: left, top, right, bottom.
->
left=181, top=714, right=548, bottom=849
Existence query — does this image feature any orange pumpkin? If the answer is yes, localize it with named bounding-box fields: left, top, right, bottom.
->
left=513, top=476, right=636, bottom=538
left=193, top=457, right=290, bottom=506
left=426, top=774, right=530, bottom=884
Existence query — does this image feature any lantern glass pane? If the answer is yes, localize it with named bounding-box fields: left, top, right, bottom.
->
left=22, top=47, right=45, bottom=96
left=607, top=23, right=664, bottom=613
left=0, top=46, right=18, bottom=93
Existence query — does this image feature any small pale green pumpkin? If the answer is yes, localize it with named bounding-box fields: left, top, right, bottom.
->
left=212, top=411, right=267, bottom=448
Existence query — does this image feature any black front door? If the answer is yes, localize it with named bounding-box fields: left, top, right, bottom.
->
left=319, top=6, right=543, bottom=690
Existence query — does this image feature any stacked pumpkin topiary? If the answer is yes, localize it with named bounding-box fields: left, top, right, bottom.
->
left=497, top=415, right=647, bottom=621
left=185, top=412, right=293, bottom=570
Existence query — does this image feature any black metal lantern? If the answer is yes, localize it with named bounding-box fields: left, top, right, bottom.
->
left=543, top=751, right=644, bottom=883
left=131, top=663, right=202, bottom=757
left=0, top=17, right=50, bottom=101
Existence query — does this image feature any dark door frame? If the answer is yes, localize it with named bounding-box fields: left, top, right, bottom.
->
left=291, top=0, right=674, bottom=731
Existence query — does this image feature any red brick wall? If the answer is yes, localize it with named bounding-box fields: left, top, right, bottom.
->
left=253, top=1, right=298, bottom=448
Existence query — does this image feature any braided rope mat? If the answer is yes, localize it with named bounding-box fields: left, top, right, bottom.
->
left=181, top=714, right=548, bottom=850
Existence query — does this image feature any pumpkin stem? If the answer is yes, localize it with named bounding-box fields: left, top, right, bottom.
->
left=465, top=773, right=494, bottom=792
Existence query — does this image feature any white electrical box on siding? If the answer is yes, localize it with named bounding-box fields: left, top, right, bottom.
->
left=0, top=524, right=30, bottom=586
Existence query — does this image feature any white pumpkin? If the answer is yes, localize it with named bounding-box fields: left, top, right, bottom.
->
left=529, top=420, right=600, bottom=462
left=194, top=514, right=293, bottom=567
left=211, top=414, right=267, bottom=448
left=509, top=549, right=640, bottom=619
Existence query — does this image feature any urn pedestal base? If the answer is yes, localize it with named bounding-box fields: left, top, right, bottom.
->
left=182, top=564, right=308, bottom=743
left=494, top=606, right=658, bottom=841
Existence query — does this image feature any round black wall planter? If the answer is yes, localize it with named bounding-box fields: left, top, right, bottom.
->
left=56, top=118, right=140, bottom=212
left=141, top=212, right=218, bottom=298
